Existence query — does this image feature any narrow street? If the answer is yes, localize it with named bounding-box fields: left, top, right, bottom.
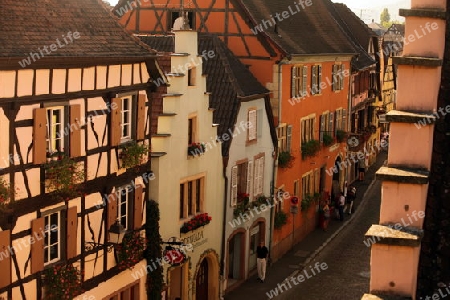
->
left=277, top=177, right=382, bottom=299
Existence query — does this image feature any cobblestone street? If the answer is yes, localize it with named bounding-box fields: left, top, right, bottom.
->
left=278, top=178, right=382, bottom=300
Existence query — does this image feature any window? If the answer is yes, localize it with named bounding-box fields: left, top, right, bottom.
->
left=248, top=109, right=257, bottom=142
left=253, top=155, right=265, bottom=196
left=180, top=176, right=204, bottom=219
left=188, top=116, right=197, bottom=144
left=301, top=116, right=315, bottom=144
left=277, top=124, right=292, bottom=153
left=188, top=67, right=196, bottom=86
left=335, top=109, right=347, bottom=132
left=319, top=112, right=335, bottom=141
left=117, top=186, right=133, bottom=230
left=301, top=172, right=314, bottom=198
left=293, top=180, right=299, bottom=196
left=332, top=64, right=344, bottom=91
left=314, top=169, right=320, bottom=193
left=105, top=282, right=140, bottom=300
left=121, top=95, right=134, bottom=141
left=311, top=65, right=322, bottom=95
left=231, top=159, right=255, bottom=206
left=43, top=211, right=61, bottom=265
left=291, top=65, right=308, bottom=98
left=46, top=107, right=65, bottom=153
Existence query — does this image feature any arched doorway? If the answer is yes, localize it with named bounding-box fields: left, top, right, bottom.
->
left=196, top=259, right=208, bottom=300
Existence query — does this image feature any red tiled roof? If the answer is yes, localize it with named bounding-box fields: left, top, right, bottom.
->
left=0, top=0, right=156, bottom=59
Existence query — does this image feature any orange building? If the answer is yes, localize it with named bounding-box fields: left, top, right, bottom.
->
left=115, top=0, right=358, bottom=262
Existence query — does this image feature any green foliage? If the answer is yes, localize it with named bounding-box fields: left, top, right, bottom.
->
left=301, top=139, right=321, bottom=160
left=380, top=8, right=391, bottom=28
left=117, top=231, right=146, bottom=270
left=301, top=193, right=319, bottom=211
left=278, top=151, right=295, bottom=168
left=187, top=143, right=206, bottom=156
left=336, top=130, right=347, bottom=143
left=146, top=200, right=164, bottom=300
left=274, top=210, right=288, bottom=229
left=43, top=263, right=83, bottom=300
left=0, top=177, right=13, bottom=211
left=180, top=213, right=212, bottom=234
left=120, top=142, right=149, bottom=169
left=322, top=134, right=334, bottom=146
left=45, top=155, right=85, bottom=197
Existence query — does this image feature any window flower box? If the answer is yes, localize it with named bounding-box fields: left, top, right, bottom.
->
left=187, top=143, right=206, bottom=156
left=180, top=213, right=212, bottom=234
left=116, top=231, right=146, bottom=270
left=301, top=139, right=321, bottom=160
left=45, top=154, right=84, bottom=197
left=42, top=263, right=83, bottom=300
left=278, top=151, right=295, bottom=168
left=119, top=141, right=149, bottom=169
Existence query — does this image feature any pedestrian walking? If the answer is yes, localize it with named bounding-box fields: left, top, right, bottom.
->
left=321, top=200, right=331, bottom=231
left=256, top=241, right=269, bottom=283
left=345, top=185, right=356, bottom=215
left=338, top=192, right=346, bottom=221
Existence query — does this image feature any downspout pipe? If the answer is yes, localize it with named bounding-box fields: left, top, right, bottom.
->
left=219, top=155, right=228, bottom=300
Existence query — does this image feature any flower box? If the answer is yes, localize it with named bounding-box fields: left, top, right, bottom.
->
left=180, top=213, right=212, bottom=234
left=187, top=143, right=206, bottom=156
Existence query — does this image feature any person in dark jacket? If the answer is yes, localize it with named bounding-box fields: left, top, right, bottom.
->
left=256, top=241, right=269, bottom=283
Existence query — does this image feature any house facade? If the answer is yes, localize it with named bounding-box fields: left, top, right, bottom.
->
left=0, top=0, right=163, bottom=299
left=146, top=31, right=224, bottom=300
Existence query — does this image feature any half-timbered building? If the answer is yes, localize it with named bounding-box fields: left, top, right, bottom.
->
left=0, top=0, right=163, bottom=299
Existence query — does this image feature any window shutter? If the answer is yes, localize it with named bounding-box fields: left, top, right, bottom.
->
left=246, top=160, right=253, bottom=198
left=66, top=206, right=78, bottom=260
left=320, top=115, right=325, bottom=142
left=339, top=65, right=344, bottom=90
left=311, top=65, right=317, bottom=95
left=302, top=66, right=307, bottom=96
left=0, top=230, right=11, bottom=289
left=33, top=108, right=47, bottom=164
left=70, top=105, right=82, bottom=158
left=231, top=166, right=238, bottom=207
left=309, top=173, right=314, bottom=194
left=332, top=65, right=337, bottom=91
left=31, top=217, right=45, bottom=274
left=136, top=94, right=146, bottom=140
left=253, top=160, right=259, bottom=196
left=342, top=109, right=347, bottom=131
left=318, top=65, right=322, bottom=93
left=291, top=66, right=297, bottom=98
left=305, top=119, right=310, bottom=142
left=134, top=184, right=144, bottom=229
left=329, top=112, right=334, bottom=137
left=107, top=192, right=118, bottom=234
left=286, top=125, right=292, bottom=153
left=314, top=169, right=320, bottom=193
left=258, top=156, right=265, bottom=195
left=110, top=98, right=122, bottom=147
left=248, top=110, right=257, bottom=141
left=257, top=109, right=263, bottom=138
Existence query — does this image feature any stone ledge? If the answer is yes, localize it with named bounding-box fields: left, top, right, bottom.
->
left=171, top=52, right=190, bottom=57
left=365, top=224, right=423, bottom=247
left=165, top=73, right=185, bottom=77
left=162, top=93, right=183, bottom=97
left=385, top=110, right=436, bottom=124
left=393, top=56, right=442, bottom=67
left=151, top=133, right=171, bottom=137
left=150, top=152, right=167, bottom=158
left=399, top=8, right=446, bottom=19
left=376, top=166, right=429, bottom=184
left=361, top=293, right=412, bottom=300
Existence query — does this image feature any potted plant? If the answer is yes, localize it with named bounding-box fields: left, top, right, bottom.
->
left=43, top=263, right=83, bottom=300
left=274, top=210, right=288, bottom=229
left=187, top=143, right=206, bottom=156
left=119, top=142, right=149, bottom=169
left=117, top=231, right=146, bottom=270
left=180, top=213, right=212, bottom=234
left=45, top=154, right=84, bottom=197
left=336, top=130, right=347, bottom=143
left=0, top=177, right=16, bottom=230
left=322, top=134, right=334, bottom=146
left=301, top=139, right=321, bottom=160
left=278, top=151, right=295, bottom=168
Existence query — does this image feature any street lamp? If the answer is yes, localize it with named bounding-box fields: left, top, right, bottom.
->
left=85, top=219, right=127, bottom=252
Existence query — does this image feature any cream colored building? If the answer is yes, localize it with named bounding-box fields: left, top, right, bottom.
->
left=149, top=31, right=224, bottom=300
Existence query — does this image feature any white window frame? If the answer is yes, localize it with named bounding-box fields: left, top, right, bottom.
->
left=43, top=210, right=61, bottom=265
left=248, top=109, right=257, bottom=142
left=120, top=95, right=133, bottom=142
left=117, top=186, right=131, bottom=230
left=46, top=107, right=65, bottom=153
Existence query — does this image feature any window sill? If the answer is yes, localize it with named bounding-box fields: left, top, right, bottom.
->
left=245, top=139, right=257, bottom=147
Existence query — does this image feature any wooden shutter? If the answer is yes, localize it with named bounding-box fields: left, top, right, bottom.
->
left=342, top=109, right=347, bottom=131
left=291, top=66, right=297, bottom=98
left=258, top=156, right=264, bottom=195
left=231, top=166, right=238, bottom=207
left=136, top=94, right=146, bottom=140
left=0, top=230, right=11, bottom=289
left=110, top=98, right=122, bottom=147
left=286, top=125, right=292, bottom=153
left=314, top=169, right=320, bottom=193
left=107, top=192, right=118, bottom=233
left=320, top=115, right=325, bottom=142
left=332, top=65, right=337, bottom=91
left=31, top=217, right=45, bottom=274
left=329, top=112, right=334, bottom=137
left=248, top=110, right=257, bottom=141
left=246, top=160, right=253, bottom=198
left=134, top=185, right=144, bottom=230
left=70, top=104, right=82, bottom=158
left=339, top=65, right=344, bottom=90
left=33, top=108, right=47, bottom=164
left=311, top=66, right=317, bottom=95
left=66, top=206, right=78, bottom=260
left=309, top=173, right=314, bottom=195
left=318, top=65, right=322, bottom=93
left=302, top=66, right=307, bottom=96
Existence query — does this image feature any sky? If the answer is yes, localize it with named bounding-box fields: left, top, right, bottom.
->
left=105, top=0, right=411, bottom=24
